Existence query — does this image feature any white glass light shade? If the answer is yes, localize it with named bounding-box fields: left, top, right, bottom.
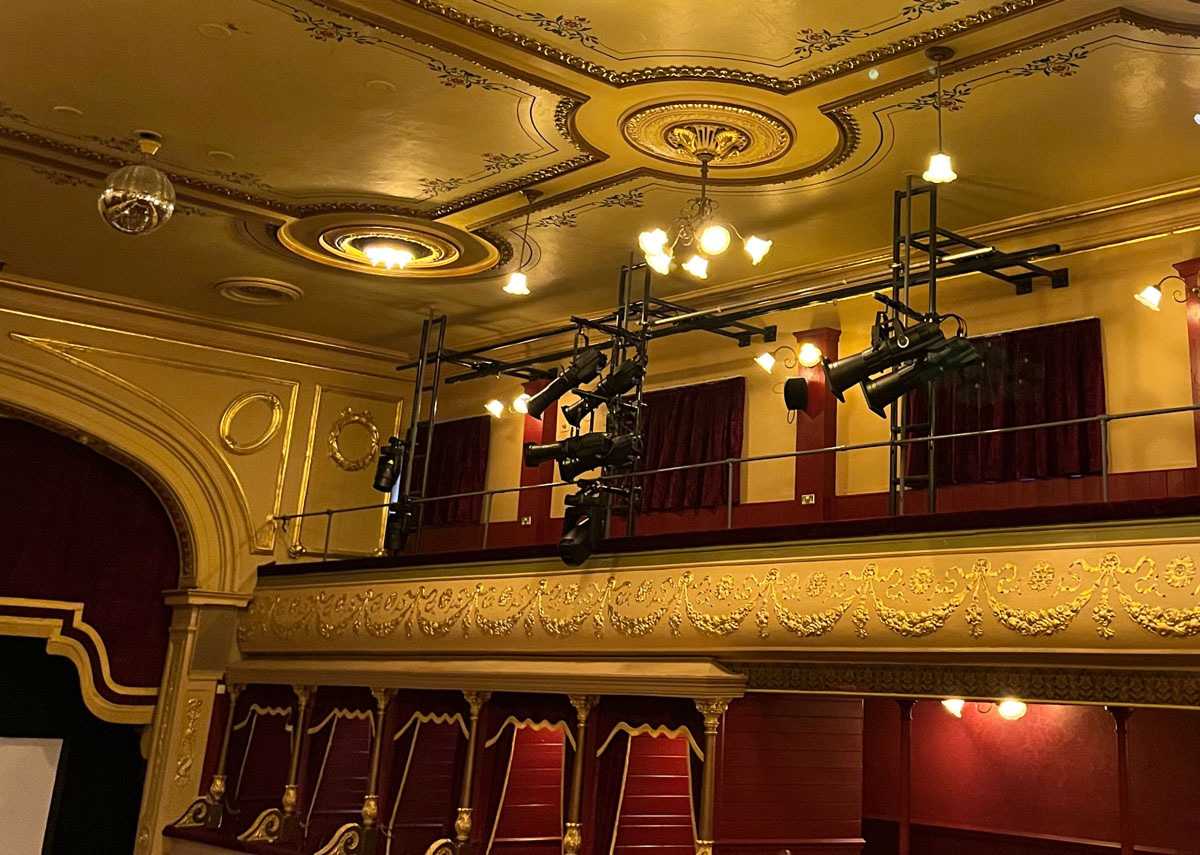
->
left=997, top=699, right=1028, bottom=721
left=699, top=224, right=732, bottom=255
left=646, top=250, right=673, bottom=275
left=797, top=342, right=823, bottom=368
left=923, top=152, right=958, bottom=184
left=744, top=235, right=772, bottom=265
left=504, top=271, right=530, bottom=295
left=638, top=228, right=669, bottom=256
left=941, top=698, right=965, bottom=718
left=681, top=254, right=709, bottom=279
left=363, top=241, right=415, bottom=270
left=98, top=164, right=176, bottom=235
left=512, top=393, right=531, bottom=414
left=484, top=399, right=505, bottom=418
left=1134, top=283, right=1163, bottom=311
left=754, top=351, right=776, bottom=373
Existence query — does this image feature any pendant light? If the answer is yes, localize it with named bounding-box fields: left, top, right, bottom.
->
left=922, top=47, right=958, bottom=185
left=98, top=130, right=176, bottom=235
left=504, top=189, right=541, bottom=295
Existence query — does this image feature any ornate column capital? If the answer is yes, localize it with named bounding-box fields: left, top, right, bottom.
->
left=371, top=687, right=395, bottom=713
left=292, top=684, right=314, bottom=708
left=563, top=821, right=583, bottom=855
left=454, top=806, right=473, bottom=842
left=463, top=690, right=490, bottom=719
left=225, top=681, right=243, bottom=702
left=694, top=697, right=731, bottom=734
left=568, top=694, right=598, bottom=725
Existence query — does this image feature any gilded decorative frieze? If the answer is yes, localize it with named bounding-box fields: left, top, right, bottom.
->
left=240, top=548, right=1200, bottom=654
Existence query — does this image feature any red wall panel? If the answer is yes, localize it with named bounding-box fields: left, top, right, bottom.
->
left=716, top=694, right=864, bottom=851
left=862, top=699, right=1200, bottom=853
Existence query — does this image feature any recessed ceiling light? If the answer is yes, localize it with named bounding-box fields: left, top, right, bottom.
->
left=214, top=277, right=303, bottom=306
left=198, top=22, right=233, bottom=39
left=867, top=67, right=880, bottom=81
left=207, top=150, right=236, bottom=161
left=365, top=79, right=397, bottom=93
left=52, top=105, right=83, bottom=116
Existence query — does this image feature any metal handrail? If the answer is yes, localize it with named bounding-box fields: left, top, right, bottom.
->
left=271, top=402, right=1200, bottom=557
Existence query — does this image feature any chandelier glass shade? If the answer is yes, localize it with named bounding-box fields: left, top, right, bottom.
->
left=637, top=139, right=772, bottom=279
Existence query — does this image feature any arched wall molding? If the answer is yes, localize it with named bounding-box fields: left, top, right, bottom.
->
left=0, top=352, right=250, bottom=594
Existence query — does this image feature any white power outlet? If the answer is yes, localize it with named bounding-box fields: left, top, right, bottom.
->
left=801, top=493, right=816, bottom=505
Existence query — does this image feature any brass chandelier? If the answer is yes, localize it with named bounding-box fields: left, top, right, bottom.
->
left=637, top=123, right=772, bottom=280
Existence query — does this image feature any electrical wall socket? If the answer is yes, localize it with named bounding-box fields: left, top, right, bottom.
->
left=520, top=515, right=533, bottom=526
left=801, top=493, right=816, bottom=505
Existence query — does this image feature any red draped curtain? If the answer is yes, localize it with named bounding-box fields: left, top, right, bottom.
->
left=639, top=377, right=746, bottom=512
left=907, top=318, right=1106, bottom=484
left=415, top=416, right=491, bottom=525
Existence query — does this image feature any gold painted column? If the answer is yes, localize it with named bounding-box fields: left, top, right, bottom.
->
left=361, top=688, right=396, bottom=851
left=456, top=691, right=490, bottom=849
left=167, top=681, right=242, bottom=831
left=133, top=590, right=250, bottom=855
left=564, top=695, right=598, bottom=855
left=693, top=697, right=732, bottom=855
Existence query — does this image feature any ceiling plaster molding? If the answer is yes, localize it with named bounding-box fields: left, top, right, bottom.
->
left=397, top=0, right=1061, bottom=92
left=827, top=6, right=1200, bottom=112
left=475, top=107, right=861, bottom=231
left=0, top=273, right=411, bottom=371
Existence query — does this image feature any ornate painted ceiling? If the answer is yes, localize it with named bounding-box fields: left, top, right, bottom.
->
left=1, top=0, right=1199, bottom=353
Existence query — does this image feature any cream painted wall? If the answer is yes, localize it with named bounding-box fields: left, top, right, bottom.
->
left=432, top=233, right=1199, bottom=510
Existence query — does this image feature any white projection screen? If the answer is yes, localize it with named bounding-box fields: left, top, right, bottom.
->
left=0, top=737, right=64, bottom=854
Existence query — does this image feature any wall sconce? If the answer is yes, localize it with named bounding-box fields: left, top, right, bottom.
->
left=485, top=392, right=535, bottom=418
left=1134, top=274, right=1199, bottom=311
left=755, top=342, right=823, bottom=373
left=941, top=697, right=1027, bottom=721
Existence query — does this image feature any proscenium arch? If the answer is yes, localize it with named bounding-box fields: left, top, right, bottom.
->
left=0, top=352, right=251, bottom=594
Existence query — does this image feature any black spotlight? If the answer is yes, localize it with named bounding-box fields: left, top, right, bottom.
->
left=559, top=485, right=606, bottom=566
left=373, top=436, right=405, bottom=493
left=558, top=434, right=641, bottom=482
left=524, top=432, right=612, bottom=468
left=861, top=336, right=981, bottom=417
left=383, top=501, right=416, bottom=553
left=783, top=378, right=808, bottom=411
left=562, top=358, right=646, bottom=427
left=526, top=348, right=608, bottom=419
left=822, top=320, right=945, bottom=402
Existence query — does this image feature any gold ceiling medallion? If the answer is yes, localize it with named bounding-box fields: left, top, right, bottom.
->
left=278, top=213, right=501, bottom=278
left=214, top=277, right=303, bottom=306
left=620, top=102, right=793, bottom=168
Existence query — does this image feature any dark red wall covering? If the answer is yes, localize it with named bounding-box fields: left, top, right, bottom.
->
left=0, top=418, right=179, bottom=686
left=715, top=694, right=865, bottom=853
left=862, top=699, right=1200, bottom=853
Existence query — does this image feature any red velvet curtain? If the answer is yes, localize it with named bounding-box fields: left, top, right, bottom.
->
left=0, top=418, right=178, bottom=686
left=585, top=698, right=703, bottom=855
left=415, top=416, right=490, bottom=525
left=907, top=318, right=1106, bottom=484
left=639, top=377, right=745, bottom=512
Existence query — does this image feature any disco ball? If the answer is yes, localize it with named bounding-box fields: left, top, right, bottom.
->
left=98, top=163, right=176, bottom=235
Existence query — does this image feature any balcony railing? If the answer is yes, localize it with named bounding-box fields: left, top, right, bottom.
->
left=272, top=403, right=1200, bottom=561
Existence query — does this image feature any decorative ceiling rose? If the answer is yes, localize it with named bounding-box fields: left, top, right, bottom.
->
left=277, top=213, right=501, bottom=278
left=621, top=101, right=793, bottom=168
left=214, top=277, right=304, bottom=305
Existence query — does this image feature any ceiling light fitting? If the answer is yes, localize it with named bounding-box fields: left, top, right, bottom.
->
left=98, top=130, right=176, bottom=236
left=1134, top=274, right=1197, bottom=311
left=922, top=47, right=958, bottom=185
left=638, top=125, right=773, bottom=279
left=505, top=189, right=541, bottom=296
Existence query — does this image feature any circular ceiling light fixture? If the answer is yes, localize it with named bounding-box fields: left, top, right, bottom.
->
left=98, top=131, right=176, bottom=236
left=278, top=213, right=502, bottom=279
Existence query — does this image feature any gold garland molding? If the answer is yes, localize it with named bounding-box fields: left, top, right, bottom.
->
left=241, top=553, right=1200, bottom=649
